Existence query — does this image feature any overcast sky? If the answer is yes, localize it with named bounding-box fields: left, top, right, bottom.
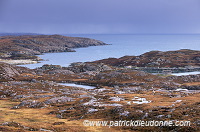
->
left=0, top=0, right=200, bottom=34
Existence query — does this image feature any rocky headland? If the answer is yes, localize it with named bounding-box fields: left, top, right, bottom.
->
left=0, top=34, right=107, bottom=64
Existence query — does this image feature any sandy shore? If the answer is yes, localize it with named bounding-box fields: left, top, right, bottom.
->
left=0, top=59, right=38, bottom=65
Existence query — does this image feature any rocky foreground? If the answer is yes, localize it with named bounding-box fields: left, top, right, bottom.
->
left=0, top=35, right=199, bottom=131
left=0, top=57, right=200, bottom=131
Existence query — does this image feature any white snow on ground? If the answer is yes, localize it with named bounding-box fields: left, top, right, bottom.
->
left=132, top=96, right=151, bottom=104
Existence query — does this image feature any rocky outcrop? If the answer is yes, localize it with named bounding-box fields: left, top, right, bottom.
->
left=67, top=62, right=113, bottom=73
left=0, top=62, right=20, bottom=81
left=0, top=62, right=35, bottom=81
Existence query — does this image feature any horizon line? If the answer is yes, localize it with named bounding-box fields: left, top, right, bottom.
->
left=1, top=32, right=200, bottom=35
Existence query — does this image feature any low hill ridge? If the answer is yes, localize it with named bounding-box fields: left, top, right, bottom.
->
left=0, top=34, right=107, bottom=59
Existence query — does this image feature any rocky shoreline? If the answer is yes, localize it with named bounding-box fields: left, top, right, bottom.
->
left=0, top=34, right=107, bottom=60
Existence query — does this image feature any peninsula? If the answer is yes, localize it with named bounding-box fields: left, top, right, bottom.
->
left=0, top=35, right=107, bottom=64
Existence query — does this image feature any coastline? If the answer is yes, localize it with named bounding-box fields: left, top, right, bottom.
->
left=0, top=45, right=199, bottom=131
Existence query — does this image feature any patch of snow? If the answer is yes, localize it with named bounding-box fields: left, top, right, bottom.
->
left=175, top=88, right=188, bottom=92
left=132, top=96, right=151, bottom=104
left=175, top=100, right=182, bottom=103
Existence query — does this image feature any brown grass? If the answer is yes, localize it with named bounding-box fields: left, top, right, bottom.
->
left=0, top=99, right=118, bottom=132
